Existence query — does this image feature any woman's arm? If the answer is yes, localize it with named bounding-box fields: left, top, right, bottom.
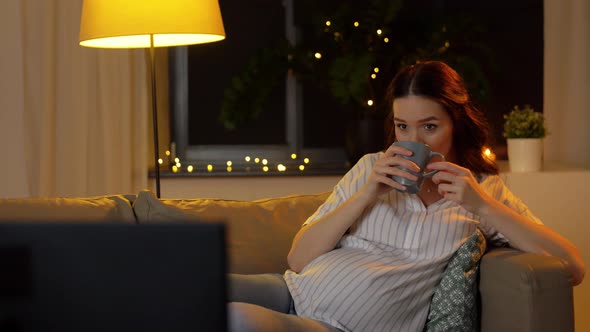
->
left=287, top=145, right=420, bottom=273
left=429, top=161, right=586, bottom=286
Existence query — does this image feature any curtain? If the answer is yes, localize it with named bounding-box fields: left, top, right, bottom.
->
left=544, top=0, right=590, bottom=168
left=0, top=0, right=148, bottom=198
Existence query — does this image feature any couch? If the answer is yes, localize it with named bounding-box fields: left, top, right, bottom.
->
left=0, top=190, right=574, bottom=331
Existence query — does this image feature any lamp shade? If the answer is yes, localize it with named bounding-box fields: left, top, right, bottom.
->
left=79, top=0, right=226, bottom=48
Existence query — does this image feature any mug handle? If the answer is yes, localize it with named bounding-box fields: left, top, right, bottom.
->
left=423, top=152, right=445, bottom=178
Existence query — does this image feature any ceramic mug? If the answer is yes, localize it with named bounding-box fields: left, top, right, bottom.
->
left=390, top=141, right=445, bottom=194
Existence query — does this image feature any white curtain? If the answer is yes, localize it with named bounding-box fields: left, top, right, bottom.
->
left=0, top=0, right=148, bottom=198
left=544, top=0, right=590, bottom=168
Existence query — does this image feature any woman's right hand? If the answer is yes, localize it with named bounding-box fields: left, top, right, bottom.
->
left=361, top=144, right=420, bottom=199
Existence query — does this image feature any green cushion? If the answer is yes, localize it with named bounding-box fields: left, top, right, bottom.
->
left=425, top=229, right=486, bottom=332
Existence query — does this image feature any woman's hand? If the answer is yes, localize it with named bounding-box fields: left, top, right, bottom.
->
left=362, top=145, right=421, bottom=199
left=428, top=161, right=492, bottom=214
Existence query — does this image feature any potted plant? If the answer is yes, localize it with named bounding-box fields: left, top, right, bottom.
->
left=503, top=104, right=548, bottom=172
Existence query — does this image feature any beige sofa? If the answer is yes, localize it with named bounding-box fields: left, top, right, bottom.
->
left=0, top=190, right=574, bottom=331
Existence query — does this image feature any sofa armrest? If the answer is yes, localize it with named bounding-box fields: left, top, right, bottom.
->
left=479, top=247, right=574, bottom=332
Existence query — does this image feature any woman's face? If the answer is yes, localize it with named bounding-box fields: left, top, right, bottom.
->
left=392, top=95, right=454, bottom=161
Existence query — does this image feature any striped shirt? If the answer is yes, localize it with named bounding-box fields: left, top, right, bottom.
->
left=283, top=152, right=542, bottom=332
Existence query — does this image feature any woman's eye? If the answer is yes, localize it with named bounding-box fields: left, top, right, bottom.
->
left=396, top=123, right=407, bottom=130
left=424, top=124, right=437, bottom=130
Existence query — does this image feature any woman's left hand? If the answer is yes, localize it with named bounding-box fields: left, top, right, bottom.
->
left=427, top=161, right=491, bottom=214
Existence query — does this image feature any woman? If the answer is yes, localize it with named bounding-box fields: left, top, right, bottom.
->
left=229, top=61, right=585, bottom=332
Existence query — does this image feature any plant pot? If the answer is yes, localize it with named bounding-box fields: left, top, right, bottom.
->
left=507, top=138, right=544, bottom=172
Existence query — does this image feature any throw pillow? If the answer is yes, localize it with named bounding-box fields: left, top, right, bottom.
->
left=424, top=228, right=486, bottom=332
left=133, top=190, right=330, bottom=274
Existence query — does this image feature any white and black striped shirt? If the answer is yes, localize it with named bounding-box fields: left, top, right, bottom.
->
left=284, top=152, right=542, bottom=332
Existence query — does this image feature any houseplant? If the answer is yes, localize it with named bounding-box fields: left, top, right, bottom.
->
left=503, top=104, right=548, bottom=172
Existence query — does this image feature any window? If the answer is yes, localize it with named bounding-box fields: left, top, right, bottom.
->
left=168, top=0, right=542, bottom=175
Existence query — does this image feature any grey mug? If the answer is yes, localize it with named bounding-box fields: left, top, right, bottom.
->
left=390, top=141, right=445, bottom=194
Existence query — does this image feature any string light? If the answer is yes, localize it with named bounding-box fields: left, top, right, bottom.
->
left=187, top=165, right=194, bottom=173
left=254, top=158, right=260, bottom=163
left=373, top=67, right=379, bottom=73
left=226, top=161, right=232, bottom=167
left=325, top=20, right=331, bottom=27
left=371, top=73, right=377, bottom=79
left=174, top=157, right=180, bottom=164
left=165, top=150, right=171, bottom=156
left=353, top=21, right=359, bottom=27
left=207, top=164, right=213, bottom=172
left=367, top=100, right=374, bottom=106
left=262, top=159, right=268, bottom=165
left=444, top=41, right=450, bottom=48
left=291, top=153, right=297, bottom=159
left=304, top=158, right=310, bottom=164
left=376, top=29, right=383, bottom=35
left=172, top=165, right=179, bottom=173
left=227, top=166, right=232, bottom=172
left=158, top=158, right=163, bottom=165
left=314, top=52, right=322, bottom=59
left=277, top=164, right=287, bottom=172
left=262, top=166, right=269, bottom=172
left=245, top=156, right=251, bottom=162
left=299, top=165, right=305, bottom=171
left=384, top=37, right=390, bottom=43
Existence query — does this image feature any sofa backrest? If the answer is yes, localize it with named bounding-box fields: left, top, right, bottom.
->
left=0, top=195, right=136, bottom=224
left=133, top=190, right=331, bottom=274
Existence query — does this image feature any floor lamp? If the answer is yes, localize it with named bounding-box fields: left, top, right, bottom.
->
left=78, top=0, right=225, bottom=198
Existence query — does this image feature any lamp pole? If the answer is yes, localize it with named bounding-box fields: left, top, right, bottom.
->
left=149, top=34, right=161, bottom=198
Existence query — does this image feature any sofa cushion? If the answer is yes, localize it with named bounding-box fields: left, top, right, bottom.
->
left=425, top=228, right=486, bottom=332
left=0, top=195, right=136, bottom=224
left=133, top=190, right=330, bottom=274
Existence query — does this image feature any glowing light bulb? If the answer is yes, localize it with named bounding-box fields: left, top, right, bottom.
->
left=165, top=150, right=171, bottom=156
left=172, top=165, right=179, bottom=173
left=384, top=37, right=390, bottom=43
left=245, top=156, right=251, bottom=162
left=304, top=158, right=310, bottom=164
left=174, top=157, right=180, bottom=163
left=277, top=164, right=286, bottom=172
left=325, top=20, right=331, bottom=27
left=227, top=166, right=232, bottom=172
left=445, top=41, right=450, bottom=48
left=314, top=52, right=322, bottom=59
left=254, top=158, right=260, bottom=163
left=299, top=165, right=305, bottom=171
left=207, top=164, right=213, bottom=172
left=176, top=162, right=181, bottom=168
left=376, top=29, right=382, bottom=35
left=367, top=100, right=374, bottom=106
left=262, top=166, right=269, bottom=172
left=371, top=73, right=377, bottom=79
left=158, top=158, right=163, bottom=165
left=353, top=21, right=359, bottom=27
left=187, top=165, right=194, bottom=173
left=262, top=159, right=268, bottom=165
left=226, top=161, right=232, bottom=167
left=373, top=67, right=379, bottom=73
left=291, top=153, right=297, bottom=159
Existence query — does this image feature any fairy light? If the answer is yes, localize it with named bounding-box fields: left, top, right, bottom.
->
left=165, top=150, right=171, bottom=156
left=353, top=21, right=359, bottom=27
left=291, top=153, right=297, bottom=159
left=245, top=156, right=251, bottom=162
left=207, top=164, right=213, bottom=172
left=254, top=158, right=260, bottom=163
left=172, top=165, right=179, bottom=173
left=384, top=37, right=390, bottom=43
left=174, top=157, right=180, bottom=164
left=373, top=67, right=379, bottom=73
left=371, top=73, right=377, bottom=79
left=444, top=41, right=450, bottom=48
left=158, top=158, right=163, bottom=165
left=304, top=158, right=310, bottom=164
left=367, top=100, right=374, bottom=106
left=262, top=166, right=269, bottom=172
left=299, top=165, right=305, bottom=171
left=227, top=166, right=232, bottom=172
left=176, top=162, right=181, bottom=168
left=226, top=161, right=232, bottom=167
left=187, top=165, right=194, bottom=173
left=376, top=29, right=383, bottom=35
left=262, top=159, right=268, bottom=165
left=277, top=164, right=287, bottom=172
left=314, top=52, right=322, bottom=59
left=325, top=20, right=331, bottom=27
